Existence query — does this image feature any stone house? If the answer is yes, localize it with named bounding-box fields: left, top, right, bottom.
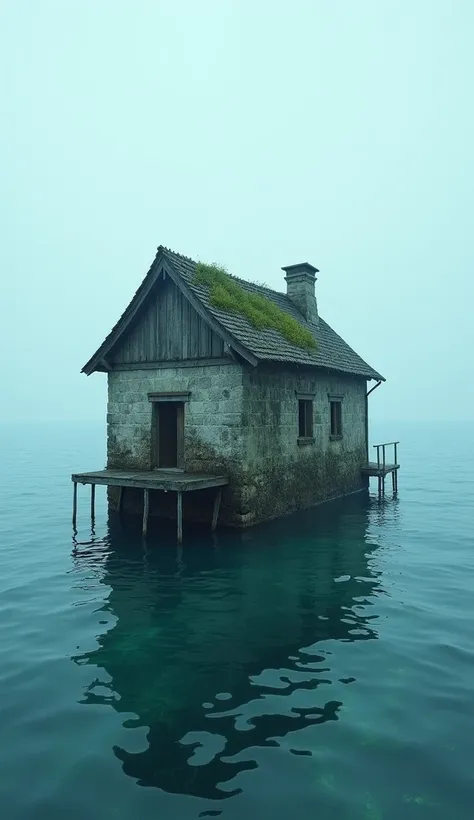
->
left=82, top=246, right=385, bottom=527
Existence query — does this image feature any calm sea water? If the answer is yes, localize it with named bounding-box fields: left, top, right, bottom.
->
left=0, top=421, right=473, bottom=819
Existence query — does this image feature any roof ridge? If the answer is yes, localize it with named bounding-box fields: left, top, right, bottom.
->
left=157, top=245, right=197, bottom=265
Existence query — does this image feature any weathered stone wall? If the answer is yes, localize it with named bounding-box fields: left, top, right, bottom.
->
left=106, top=361, right=368, bottom=527
left=107, top=363, right=244, bottom=470
left=106, top=362, right=246, bottom=523
left=239, top=365, right=368, bottom=524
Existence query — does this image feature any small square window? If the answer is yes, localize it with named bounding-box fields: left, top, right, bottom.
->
left=298, top=399, right=313, bottom=438
left=330, top=400, right=342, bottom=437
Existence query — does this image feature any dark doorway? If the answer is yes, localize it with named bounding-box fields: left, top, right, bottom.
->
left=155, top=402, right=184, bottom=469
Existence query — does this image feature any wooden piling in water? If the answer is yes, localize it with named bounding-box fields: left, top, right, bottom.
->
left=177, top=491, right=183, bottom=544
left=72, top=482, right=78, bottom=527
left=211, top=489, right=222, bottom=532
left=118, top=486, right=124, bottom=517
left=142, top=488, right=149, bottom=537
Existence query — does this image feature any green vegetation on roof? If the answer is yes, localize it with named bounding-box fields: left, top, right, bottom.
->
left=194, top=262, right=316, bottom=351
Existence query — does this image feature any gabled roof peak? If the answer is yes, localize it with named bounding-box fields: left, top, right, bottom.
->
left=81, top=243, right=384, bottom=382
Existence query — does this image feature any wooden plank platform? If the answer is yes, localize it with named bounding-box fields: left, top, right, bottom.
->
left=361, top=463, right=400, bottom=478
left=362, top=440, right=400, bottom=499
left=71, top=469, right=229, bottom=542
left=71, top=469, right=229, bottom=492
left=362, top=441, right=400, bottom=499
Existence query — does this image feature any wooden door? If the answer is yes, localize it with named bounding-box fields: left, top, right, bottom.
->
left=154, top=402, right=184, bottom=469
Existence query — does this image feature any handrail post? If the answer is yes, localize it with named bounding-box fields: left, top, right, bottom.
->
left=373, top=441, right=399, bottom=471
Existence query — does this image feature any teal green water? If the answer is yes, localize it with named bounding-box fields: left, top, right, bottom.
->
left=0, top=422, right=473, bottom=819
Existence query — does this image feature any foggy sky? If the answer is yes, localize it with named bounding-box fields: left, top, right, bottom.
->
left=1, top=0, right=473, bottom=424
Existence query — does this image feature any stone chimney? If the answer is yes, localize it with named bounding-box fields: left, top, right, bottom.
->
left=282, top=262, right=319, bottom=325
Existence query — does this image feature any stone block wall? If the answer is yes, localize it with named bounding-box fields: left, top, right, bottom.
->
left=106, top=362, right=246, bottom=524
left=107, top=362, right=244, bottom=469
left=239, top=364, right=368, bottom=524
left=106, top=361, right=368, bottom=527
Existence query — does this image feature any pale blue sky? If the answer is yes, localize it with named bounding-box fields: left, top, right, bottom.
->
left=1, top=0, right=472, bottom=423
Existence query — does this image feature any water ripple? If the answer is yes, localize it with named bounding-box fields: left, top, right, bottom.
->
left=0, top=422, right=473, bottom=819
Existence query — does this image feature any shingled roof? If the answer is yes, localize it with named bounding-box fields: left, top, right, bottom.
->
left=82, top=245, right=384, bottom=381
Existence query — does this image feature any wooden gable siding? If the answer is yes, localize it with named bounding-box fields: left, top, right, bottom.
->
left=110, top=277, right=225, bottom=364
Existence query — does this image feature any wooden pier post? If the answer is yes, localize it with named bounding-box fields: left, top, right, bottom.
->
left=211, top=489, right=222, bottom=532
left=142, top=488, right=149, bottom=537
left=72, top=482, right=78, bottom=527
left=392, top=470, right=398, bottom=494
left=90, top=484, right=95, bottom=521
left=118, top=486, right=124, bottom=517
left=177, top=491, right=183, bottom=544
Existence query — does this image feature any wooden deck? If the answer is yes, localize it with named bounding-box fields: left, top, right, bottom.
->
left=71, top=469, right=229, bottom=492
left=71, top=469, right=229, bottom=542
left=362, top=441, right=400, bottom=498
left=361, top=462, right=400, bottom=478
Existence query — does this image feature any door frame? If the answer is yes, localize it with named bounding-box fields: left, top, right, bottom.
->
left=148, top=392, right=190, bottom=471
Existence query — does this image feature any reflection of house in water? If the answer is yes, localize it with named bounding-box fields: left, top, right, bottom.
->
left=72, top=495, right=382, bottom=800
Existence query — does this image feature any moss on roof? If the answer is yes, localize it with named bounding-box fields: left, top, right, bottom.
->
left=194, top=262, right=316, bottom=351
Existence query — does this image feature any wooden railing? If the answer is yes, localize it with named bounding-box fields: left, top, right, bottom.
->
left=373, top=441, right=399, bottom=472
